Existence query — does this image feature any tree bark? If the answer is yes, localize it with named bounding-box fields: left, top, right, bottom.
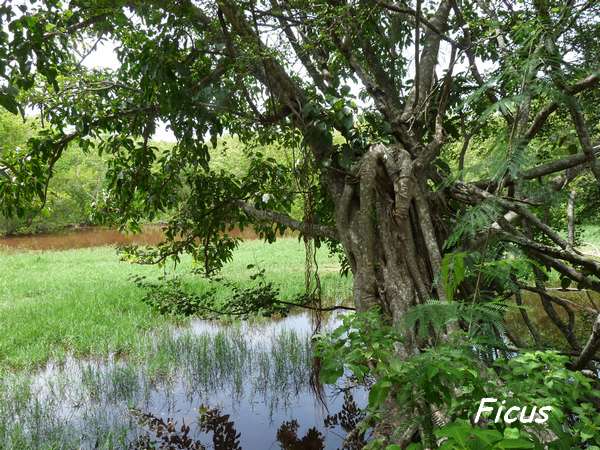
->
left=567, top=190, right=576, bottom=247
left=328, top=143, right=448, bottom=445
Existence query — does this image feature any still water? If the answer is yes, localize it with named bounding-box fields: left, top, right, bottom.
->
left=0, top=312, right=367, bottom=450
left=0, top=225, right=262, bottom=252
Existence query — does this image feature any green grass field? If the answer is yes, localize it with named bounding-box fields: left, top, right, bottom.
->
left=0, top=238, right=350, bottom=371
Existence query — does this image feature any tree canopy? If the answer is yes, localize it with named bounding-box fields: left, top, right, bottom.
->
left=1, top=0, right=600, bottom=446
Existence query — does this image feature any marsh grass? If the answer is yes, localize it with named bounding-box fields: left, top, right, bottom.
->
left=0, top=316, right=322, bottom=449
left=0, top=238, right=351, bottom=371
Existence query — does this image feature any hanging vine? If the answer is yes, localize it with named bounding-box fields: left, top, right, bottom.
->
left=292, top=142, right=322, bottom=331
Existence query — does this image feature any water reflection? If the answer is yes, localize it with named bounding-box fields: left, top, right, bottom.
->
left=0, top=312, right=367, bottom=449
left=506, top=289, right=600, bottom=348
left=129, top=390, right=366, bottom=450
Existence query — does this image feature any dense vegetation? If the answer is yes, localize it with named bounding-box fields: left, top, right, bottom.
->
left=2, top=0, right=600, bottom=448
left=0, top=112, right=304, bottom=234
left=0, top=110, right=104, bottom=233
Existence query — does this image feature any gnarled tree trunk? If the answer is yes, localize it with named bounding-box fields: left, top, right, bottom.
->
left=332, top=144, right=445, bottom=325
left=328, top=143, right=449, bottom=445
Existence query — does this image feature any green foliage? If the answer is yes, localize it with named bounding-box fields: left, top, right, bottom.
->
left=133, top=266, right=291, bottom=319
left=1, top=1, right=600, bottom=446
left=437, top=246, right=539, bottom=307
left=132, top=275, right=218, bottom=317
left=0, top=110, right=34, bottom=150
left=403, top=299, right=508, bottom=343
left=573, top=174, right=600, bottom=224
left=440, top=252, right=466, bottom=302
left=315, top=309, right=401, bottom=384
left=496, top=351, right=600, bottom=449
left=429, top=422, right=535, bottom=450
left=0, top=111, right=106, bottom=234
left=446, top=201, right=501, bottom=249
left=317, top=309, right=600, bottom=449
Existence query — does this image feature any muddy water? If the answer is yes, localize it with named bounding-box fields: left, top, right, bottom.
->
left=506, top=289, right=600, bottom=348
left=0, top=225, right=262, bottom=251
left=0, top=312, right=367, bottom=450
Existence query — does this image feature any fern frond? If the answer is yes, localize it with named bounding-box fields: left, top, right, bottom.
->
left=446, top=200, right=501, bottom=249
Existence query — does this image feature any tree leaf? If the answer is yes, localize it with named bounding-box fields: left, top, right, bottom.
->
left=369, top=379, right=392, bottom=407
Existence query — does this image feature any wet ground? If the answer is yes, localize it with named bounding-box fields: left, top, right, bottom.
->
left=0, top=312, right=368, bottom=450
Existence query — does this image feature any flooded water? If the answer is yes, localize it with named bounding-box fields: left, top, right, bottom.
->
left=0, top=312, right=368, bottom=450
left=506, top=289, right=600, bottom=348
left=0, top=226, right=263, bottom=252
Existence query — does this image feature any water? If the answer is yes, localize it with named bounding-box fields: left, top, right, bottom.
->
left=507, top=289, right=600, bottom=347
left=0, top=225, right=263, bottom=251
left=0, top=312, right=368, bottom=450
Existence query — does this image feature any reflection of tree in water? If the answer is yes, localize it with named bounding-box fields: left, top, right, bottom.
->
left=129, top=409, right=205, bottom=450
left=198, top=406, right=242, bottom=450
left=275, top=391, right=367, bottom=450
left=276, top=420, right=325, bottom=450
left=323, top=391, right=367, bottom=450
left=130, top=392, right=365, bottom=450
left=129, top=405, right=241, bottom=450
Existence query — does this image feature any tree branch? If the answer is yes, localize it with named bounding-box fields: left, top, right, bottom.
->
left=235, top=200, right=338, bottom=240
left=376, top=0, right=463, bottom=50
left=497, top=231, right=600, bottom=274
left=527, top=251, right=600, bottom=292
left=571, top=313, right=600, bottom=370
left=520, top=145, right=600, bottom=180
left=524, top=72, right=599, bottom=141
left=43, top=13, right=110, bottom=38
left=455, top=182, right=572, bottom=251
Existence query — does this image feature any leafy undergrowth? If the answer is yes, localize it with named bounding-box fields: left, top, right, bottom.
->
left=316, top=310, right=600, bottom=449
left=133, top=266, right=330, bottom=319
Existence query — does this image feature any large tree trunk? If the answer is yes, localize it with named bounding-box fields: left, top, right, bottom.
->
left=332, top=144, right=446, bottom=326
left=328, top=144, right=448, bottom=445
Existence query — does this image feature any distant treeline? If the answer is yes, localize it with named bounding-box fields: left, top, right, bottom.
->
left=1, top=111, right=106, bottom=234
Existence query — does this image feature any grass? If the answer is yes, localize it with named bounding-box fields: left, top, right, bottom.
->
left=0, top=238, right=350, bottom=371
left=580, top=224, right=600, bottom=256
left=3, top=223, right=596, bottom=373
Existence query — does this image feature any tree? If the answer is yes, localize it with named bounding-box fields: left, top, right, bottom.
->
left=1, top=0, right=599, bottom=445
left=0, top=110, right=106, bottom=233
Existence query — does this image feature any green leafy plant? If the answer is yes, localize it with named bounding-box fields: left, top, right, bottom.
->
left=133, top=266, right=291, bottom=318
left=317, top=309, right=600, bottom=449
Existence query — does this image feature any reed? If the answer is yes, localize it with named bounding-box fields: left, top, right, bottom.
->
left=0, top=322, right=318, bottom=449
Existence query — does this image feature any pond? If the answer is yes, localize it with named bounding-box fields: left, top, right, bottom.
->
left=2, top=228, right=598, bottom=450
left=0, top=312, right=368, bottom=450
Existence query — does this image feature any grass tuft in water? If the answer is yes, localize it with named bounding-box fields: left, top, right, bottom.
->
left=0, top=321, right=318, bottom=449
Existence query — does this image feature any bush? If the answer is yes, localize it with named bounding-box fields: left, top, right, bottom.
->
left=132, top=267, right=291, bottom=318
left=315, top=309, right=600, bottom=449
